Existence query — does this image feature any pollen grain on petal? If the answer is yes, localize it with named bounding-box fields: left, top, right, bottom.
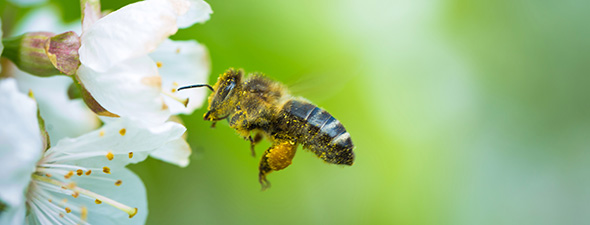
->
left=76, top=169, right=83, bottom=176
left=103, top=166, right=111, bottom=174
left=171, top=88, right=177, bottom=93
left=156, top=61, right=163, bottom=68
left=172, top=81, right=179, bottom=86
left=65, top=207, right=71, bottom=213
left=128, top=152, right=134, bottom=159
left=106, top=151, right=114, bottom=160
left=99, top=130, right=105, bottom=137
left=141, top=76, right=162, bottom=87
left=95, top=199, right=102, bottom=204
left=45, top=173, right=52, bottom=177
left=115, top=180, right=122, bottom=186
left=175, top=48, right=181, bottom=54
left=72, top=192, right=79, bottom=198
left=129, top=208, right=138, bottom=218
left=86, top=170, right=92, bottom=175
left=119, top=128, right=127, bottom=136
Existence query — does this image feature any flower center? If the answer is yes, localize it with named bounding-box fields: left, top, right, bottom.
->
left=28, top=160, right=138, bottom=223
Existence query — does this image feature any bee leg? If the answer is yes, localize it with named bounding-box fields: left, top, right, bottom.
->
left=258, top=141, right=297, bottom=191
left=248, top=133, right=263, bottom=157
left=210, top=121, right=216, bottom=128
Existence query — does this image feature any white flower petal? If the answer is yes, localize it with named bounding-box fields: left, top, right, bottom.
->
left=0, top=78, right=43, bottom=209
left=77, top=56, right=170, bottom=124
left=79, top=0, right=189, bottom=72
left=176, top=0, right=213, bottom=28
left=150, top=39, right=210, bottom=115
left=0, top=201, right=26, bottom=225
left=72, top=168, right=147, bottom=225
left=150, top=137, right=191, bottom=167
left=11, top=64, right=100, bottom=144
left=46, top=117, right=186, bottom=171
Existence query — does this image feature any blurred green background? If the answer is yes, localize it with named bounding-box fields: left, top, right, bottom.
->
left=3, top=0, right=590, bottom=224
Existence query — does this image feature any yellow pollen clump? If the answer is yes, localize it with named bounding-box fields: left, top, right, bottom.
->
left=72, top=192, right=79, bottom=198
left=171, top=88, right=177, bottom=93
left=175, top=48, right=181, bottom=53
left=85, top=170, right=92, bottom=176
left=128, top=152, right=134, bottom=158
left=99, top=130, right=105, bottom=137
left=129, top=208, right=138, bottom=218
left=173, top=81, right=179, bottom=86
left=106, top=152, right=114, bottom=160
left=103, top=167, right=111, bottom=174
left=115, top=180, right=122, bottom=186
left=45, top=173, right=52, bottom=177
left=95, top=199, right=102, bottom=204
left=156, top=61, right=163, bottom=68
left=76, top=169, right=83, bottom=176
left=65, top=207, right=71, bottom=213
left=119, top=128, right=126, bottom=136
left=48, top=199, right=52, bottom=203
left=62, top=198, right=68, bottom=203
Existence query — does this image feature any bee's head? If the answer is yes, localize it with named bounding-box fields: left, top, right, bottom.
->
left=204, top=68, right=243, bottom=121
left=176, top=68, right=243, bottom=121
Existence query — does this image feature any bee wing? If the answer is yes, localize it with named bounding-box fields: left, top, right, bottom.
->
left=285, top=69, right=357, bottom=103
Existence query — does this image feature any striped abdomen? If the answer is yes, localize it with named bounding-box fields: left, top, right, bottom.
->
left=278, top=99, right=354, bottom=165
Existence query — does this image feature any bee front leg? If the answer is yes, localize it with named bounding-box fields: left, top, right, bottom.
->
left=258, top=141, right=297, bottom=191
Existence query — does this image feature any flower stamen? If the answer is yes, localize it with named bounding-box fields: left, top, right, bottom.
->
left=161, top=90, right=189, bottom=106
left=32, top=174, right=138, bottom=218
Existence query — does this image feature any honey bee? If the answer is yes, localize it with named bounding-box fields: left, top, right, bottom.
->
left=178, top=68, right=355, bottom=190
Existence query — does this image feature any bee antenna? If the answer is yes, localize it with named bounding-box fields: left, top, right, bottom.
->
left=177, top=84, right=214, bottom=92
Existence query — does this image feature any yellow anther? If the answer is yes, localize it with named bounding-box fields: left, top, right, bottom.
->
left=115, top=180, right=122, bottom=186
left=103, top=167, right=111, bottom=174
left=77, top=169, right=83, bottom=176
left=64, top=171, right=74, bottom=179
left=95, top=199, right=102, bottom=204
left=106, top=152, right=114, bottom=161
left=128, top=152, right=134, bottom=159
left=119, top=128, right=126, bottom=136
left=129, top=208, right=138, bottom=218
left=81, top=206, right=88, bottom=221
left=85, top=170, right=92, bottom=176
left=67, top=182, right=76, bottom=189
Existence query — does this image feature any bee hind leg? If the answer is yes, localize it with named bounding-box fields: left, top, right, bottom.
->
left=258, top=141, right=297, bottom=190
